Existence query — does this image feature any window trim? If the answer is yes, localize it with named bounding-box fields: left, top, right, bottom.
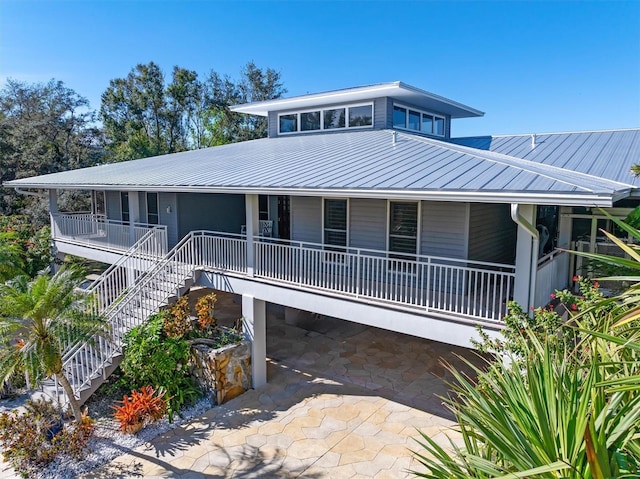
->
left=278, top=102, right=374, bottom=135
left=392, top=102, right=447, bottom=137
left=386, top=200, right=421, bottom=258
left=322, top=197, right=349, bottom=250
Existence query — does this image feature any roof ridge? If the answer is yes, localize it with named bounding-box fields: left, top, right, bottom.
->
left=393, top=130, right=635, bottom=193
left=453, top=127, right=640, bottom=139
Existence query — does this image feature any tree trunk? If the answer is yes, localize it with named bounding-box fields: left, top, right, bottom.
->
left=54, top=372, right=83, bottom=424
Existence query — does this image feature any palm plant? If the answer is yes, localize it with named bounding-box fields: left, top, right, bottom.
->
left=0, top=267, right=107, bottom=423
left=0, top=231, right=25, bottom=282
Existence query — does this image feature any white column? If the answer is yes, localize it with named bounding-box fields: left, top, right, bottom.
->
left=242, top=294, right=267, bottom=388
left=513, top=204, right=536, bottom=311
left=128, top=191, right=141, bottom=245
left=557, top=206, right=572, bottom=249
left=49, top=189, right=59, bottom=237
left=245, top=194, right=259, bottom=277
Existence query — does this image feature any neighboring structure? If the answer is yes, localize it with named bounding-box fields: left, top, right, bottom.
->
left=5, top=82, right=640, bottom=403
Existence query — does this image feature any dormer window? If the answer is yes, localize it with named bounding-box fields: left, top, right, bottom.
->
left=278, top=103, right=373, bottom=135
left=393, top=103, right=446, bottom=137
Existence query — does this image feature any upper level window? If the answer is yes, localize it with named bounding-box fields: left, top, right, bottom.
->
left=120, top=192, right=130, bottom=224
left=388, top=201, right=419, bottom=257
left=146, top=192, right=159, bottom=225
left=392, top=103, right=446, bottom=137
left=324, top=199, right=348, bottom=250
left=278, top=103, right=373, bottom=135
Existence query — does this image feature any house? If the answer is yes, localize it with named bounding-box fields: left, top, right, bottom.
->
left=5, top=82, right=640, bottom=402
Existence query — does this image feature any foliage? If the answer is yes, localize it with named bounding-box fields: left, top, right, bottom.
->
left=195, top=292, right=217, bottom=330
left=0, top=267, right=108, bottom=422
left=0, top=398, right=94, bottom=477
left=120, top=312, right=200, bottom=420
left=164, top=296, right=193, bottom=338
left=414, top=224, right=640, bottom=478
left=100, top=61, right=286, bottom=161
left=0, top=79, right=102, bottom=222
left=111, top=385, right=167, bottom=434
left=0, top=215, right=52, bottom=278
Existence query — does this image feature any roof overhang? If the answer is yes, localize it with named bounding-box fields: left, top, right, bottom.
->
left=230, top=81, right=484, bottom=119
left=6, top=182, right=628, bottom=208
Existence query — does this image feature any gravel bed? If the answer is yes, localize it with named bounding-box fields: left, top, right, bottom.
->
left=1, top=395, right=213, bottom=479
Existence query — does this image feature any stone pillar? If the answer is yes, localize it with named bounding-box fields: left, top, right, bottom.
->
left=242, top=294, right=267, bottom=388
left=513, top=204, right=536, bottom=311
left=245, top=194, right=259, bottom=277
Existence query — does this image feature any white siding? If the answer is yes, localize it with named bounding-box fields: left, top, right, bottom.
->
left=349, top=198, right=387, bottom=251
left=468, top=203, right=517, bottom=264
left=420, top=201, right=468, bottom=259
left=291, top=196, right=322, bottom=243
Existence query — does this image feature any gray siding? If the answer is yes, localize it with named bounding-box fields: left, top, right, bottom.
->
left=349, top=198, right=386, bottom=251
left=138, top=192, right=147, bottom=222
left=291, top=196, right=322, bottom=244
left=268, top=111, right=277, bottom=138
left=468, top=203, right=517, bottom=264
left=105, top=191, right=121, bottom=221
left=372, top=97, right=388, bottom=130
left=420, top=201, right=468, bottom=259
left=159, top=192, right=179, bottom=247
left=177, top=193, right=245, bottom=239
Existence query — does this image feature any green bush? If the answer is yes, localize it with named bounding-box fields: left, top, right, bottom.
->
left=120, top=311, right=201, bottom=420
left=0, top=398, right=94, bottom=477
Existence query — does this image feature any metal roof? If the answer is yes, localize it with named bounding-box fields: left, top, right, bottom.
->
left=451, top=129, right=640, bottom=188
left=231, top=82, right=484, bottom=119
left=6, top=129, right=632, bottom=207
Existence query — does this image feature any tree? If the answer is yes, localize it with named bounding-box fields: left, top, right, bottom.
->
left=0, top=268, right=107, bottom=423
left=205, top=61, right=286, bottom=144
left=0, top=79, right=103, bottom=223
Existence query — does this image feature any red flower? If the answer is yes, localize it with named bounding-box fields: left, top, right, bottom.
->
left=571, top=303, right=578, bottom=311
left=573, top=275, right=579, bottom=282
left=530, top=306, right=535, bottom=311
left=549, top=304, right=554, bottom=310
left=593, top=281, right=600, bottom=288
left=550, top=293, right=556, bottom=299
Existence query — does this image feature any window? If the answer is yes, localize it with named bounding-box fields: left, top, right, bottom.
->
left=388, top=202, right=418, bottom=256
left=324, top=108, right=345, bottom=129
left=300, top=111, right=320, bottom=131
left=120, top=192, right=130, bottom=224
left=324, top=199, right=348, bottom=249
left=393, top=106, right=406, bottom=128
left=279, top=114, right=297, bottom=133
left=348, top=105, right=373, bottom=127
left=146, top=192, right=159, bottom=225
left=278, top=103, right=373, bottom=134
left=392, top=103, right=446, bottom=137
left=259, top=195, right=269, bottom=221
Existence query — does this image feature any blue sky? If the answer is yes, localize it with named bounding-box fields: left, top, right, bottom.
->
left=1, top=0, right=639, bottom=137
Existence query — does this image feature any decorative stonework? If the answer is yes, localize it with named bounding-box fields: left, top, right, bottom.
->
left=189, top=340, right=252, bottom=405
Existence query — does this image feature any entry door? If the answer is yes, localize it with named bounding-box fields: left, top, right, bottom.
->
left=277, top=196, right=291, bottom=240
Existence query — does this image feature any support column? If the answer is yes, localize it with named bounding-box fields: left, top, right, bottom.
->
left=558, top=206, right=574, bottom=288
left=513, top=204, right=537, bottom=311
left=242, top=294, right=267, bottom=388
left=49, top=189, right=59, bottom=237
left=128, top=192, right=141, bottom=245
left=245, top=194, right=259, bottom=277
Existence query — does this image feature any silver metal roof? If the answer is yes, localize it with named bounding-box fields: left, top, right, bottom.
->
left=451, top=129, right=640, bottom=188
left=231, top=82, right=484, bottom=119
left=6, top=130, right=633, bottom=207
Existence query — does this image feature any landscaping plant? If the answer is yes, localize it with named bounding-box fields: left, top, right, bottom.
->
left=0, top=398, right=94, bottom=477
left=164, top=295, right=193, bottom=338
left=413, top=216, right=640, bottom=478
left=111, top=385, right=167, bottom=434
left=195, top=292, right=218, bottom=330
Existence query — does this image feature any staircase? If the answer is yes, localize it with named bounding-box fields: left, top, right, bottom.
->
left=37, top=228, right=193, bottom=405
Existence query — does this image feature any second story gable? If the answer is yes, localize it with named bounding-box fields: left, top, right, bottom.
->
left=230, top=81, right=484, bottom=140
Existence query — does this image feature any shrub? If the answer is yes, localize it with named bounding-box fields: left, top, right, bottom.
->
left=111, top=385, right=167, bottom=434
left=195, top=292, right=218, bottom=331
left=0, top=398, right=94, bottom=477
left=121, top=313, right=201, bottom=420
left=164, top=296, right=193, bottom=338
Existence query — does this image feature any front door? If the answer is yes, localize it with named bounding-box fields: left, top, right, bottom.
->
left=277, top=196, right=291, bottom=240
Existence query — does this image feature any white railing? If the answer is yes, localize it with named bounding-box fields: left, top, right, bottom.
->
left=253, top=238, right=515, bottom=321
left=52, top=213, right=166, bottom=253
left=535, top=249, right=570, bottom=307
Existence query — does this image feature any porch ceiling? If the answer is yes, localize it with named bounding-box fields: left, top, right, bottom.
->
left=5, top=129, right=634, bottom=207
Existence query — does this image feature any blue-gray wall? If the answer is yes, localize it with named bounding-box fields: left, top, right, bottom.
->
left=105, top=191, right=121, bottom=221
left=350, top=198, right=386, bottom=251
left=468, top=203, right=516, bottom=264
left=421, top=202, right=468, bottom=259
left=177, top=193, right=245, bottom=240
left=291, top=196, right=322, bottom=243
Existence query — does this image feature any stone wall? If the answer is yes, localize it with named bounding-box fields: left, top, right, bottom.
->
left=189, top=340, right=252, bottom=405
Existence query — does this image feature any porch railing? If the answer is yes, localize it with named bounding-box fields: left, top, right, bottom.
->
left=252, top=237, right=514, bottom=321
left=51, top=213, right=167, bottom=253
